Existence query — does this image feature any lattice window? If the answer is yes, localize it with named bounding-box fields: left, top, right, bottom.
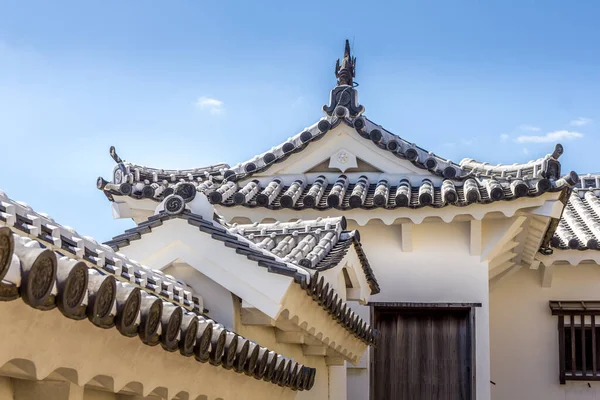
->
left=549, top=301, right=600, bottom=383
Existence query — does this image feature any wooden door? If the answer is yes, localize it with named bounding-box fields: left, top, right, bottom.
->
left=372, top=307, right=473, bottom=400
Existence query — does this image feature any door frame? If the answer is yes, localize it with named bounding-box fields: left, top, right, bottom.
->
left=368, top=302, right=481, bottom=400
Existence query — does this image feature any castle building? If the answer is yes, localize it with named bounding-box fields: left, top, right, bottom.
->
left=1, top=41, right=599, bottom=400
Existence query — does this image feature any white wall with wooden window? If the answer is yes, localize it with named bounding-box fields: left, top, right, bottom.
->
left=490, top=264, right=600, bottom=400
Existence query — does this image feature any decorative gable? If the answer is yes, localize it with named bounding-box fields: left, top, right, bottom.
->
left=305, top=150, right=382, bottom=174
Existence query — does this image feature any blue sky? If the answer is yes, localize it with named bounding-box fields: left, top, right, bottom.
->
left=0, top=0, right=599, bottom=242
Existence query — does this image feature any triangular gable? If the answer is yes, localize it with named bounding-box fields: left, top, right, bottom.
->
left=305, top=152, right=383, bottom=174
left=250, top=123, right=434, bottom=177
left=102, top=194, right=377, bottom=350
left=225, top=117, right=460, bottom=181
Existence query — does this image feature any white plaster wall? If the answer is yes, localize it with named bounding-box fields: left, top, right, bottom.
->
left=346, top=300, right=370, bottom=398
left=115, top=219, right=294, bottom=319
left=163, top=263, right=237, bottom=330
left=347, top=220, right=491, bottom=400
left=347, top=369, right=369, bottom=400
left=490, top=264, right=600, bottom=400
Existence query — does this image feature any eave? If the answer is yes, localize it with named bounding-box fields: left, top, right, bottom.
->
left=0, top=190, right=316, bottom=392
left=103, top=204, right=378, bottom=359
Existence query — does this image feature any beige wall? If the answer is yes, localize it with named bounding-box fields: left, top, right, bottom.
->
left=234, top=306, right=330, bottom=400
left=0, top=376, right=176, bottom=400
left=490, top=264, right=600, bottom=400
left=347, top=220, right=491, bottom=400
left=0, top=301, right=299, bottom=400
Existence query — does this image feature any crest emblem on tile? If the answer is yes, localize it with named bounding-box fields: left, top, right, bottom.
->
left=329, top=149, right=358, bottom=172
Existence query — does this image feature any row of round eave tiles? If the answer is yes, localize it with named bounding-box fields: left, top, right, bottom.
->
left=298, top=271, right=378, bottom=345
left=0, top=227, right=315, bottom=391
left=212, top=181, right=551, bottom=210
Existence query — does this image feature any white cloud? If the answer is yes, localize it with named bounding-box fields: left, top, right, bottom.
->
left=570, top=117, right=592, bottom=127
left=292, top=96, right=306, bottom=109
left=515, top=130, right=583, bottom=143
left=500, top=134, right=510, bottom=141
left=519, top=124, right=541, bottom=132
left=195, top=96, right=224, bottom=115
left=461, top=138, right=474, bottom=146
left=522, top=148, right=529, bottom=155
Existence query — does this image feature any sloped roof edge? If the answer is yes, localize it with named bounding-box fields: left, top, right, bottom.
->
left=0, top=190, right=316, bottom=390
left=104, top=206, right=378, bottom=345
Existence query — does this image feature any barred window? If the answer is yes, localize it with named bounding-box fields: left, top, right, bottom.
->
left=550, top=301, right=600, bottom=383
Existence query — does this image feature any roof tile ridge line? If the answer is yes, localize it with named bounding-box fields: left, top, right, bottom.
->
left=350, top=235, right=380, bottom=295
left=0, top=203, right=200, bottom=313
left=542, top=186, right=573, bottom=253
left=362, top=117, right=461, bottom=167
left=108, top=145, right=231, bottom=173
left=236, top=119, right=323, bottom=165
left=225, top=119, right=327, bottom=181
left=357, top=118, right=468, bottom=179
left=459, top=154, right=550, bottom=168
left=460, top=143, right=564, bottom=176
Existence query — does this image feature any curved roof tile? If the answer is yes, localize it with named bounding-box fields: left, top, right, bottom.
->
left=552, top=174, right=600, bottom=251
left=0, top=190, right=315, bottom=390
left=104, top=208, right=379, bottom=343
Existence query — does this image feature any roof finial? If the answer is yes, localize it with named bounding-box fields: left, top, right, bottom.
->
left=335, top=39, right=356, bottom=86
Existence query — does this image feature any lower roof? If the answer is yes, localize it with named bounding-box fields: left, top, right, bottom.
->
left=104, top=196, right=378, bottom=343
left=0, top=190, right=315, bottom=390
left=228, top=217, right=379, bottom=294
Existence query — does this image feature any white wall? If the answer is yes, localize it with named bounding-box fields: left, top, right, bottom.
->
left=163, top=262, right=237, bottom=330
left=490, top=264, right=600, bottom=400
left=347, top=220, right=491, bottom=400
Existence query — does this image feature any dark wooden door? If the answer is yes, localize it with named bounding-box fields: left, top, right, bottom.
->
left=372, top=308, right=473, bottom=400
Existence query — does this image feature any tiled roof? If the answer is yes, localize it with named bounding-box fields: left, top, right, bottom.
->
left=104, top=198, right=378, bottom=344
left=101, top=117, right=566, bottom=186
left=100, top=171, right=577, bottom=211
left=552, top=174, right=600, bottom=251
left=207, top=173, right=577, bottom=210
left=0, top=190, right=315, bottom=390
left=460, top=144, right=565, bottom=181
left=229, top=216, right=380, bottom=294
left=98, top=43, right=578, bottom=210
left=221, top=117, right=570, bottom=184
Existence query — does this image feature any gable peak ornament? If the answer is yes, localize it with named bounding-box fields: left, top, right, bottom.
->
left=323, top=40, right=365, bottom=119
left=335, top=39, right=356, bottom=86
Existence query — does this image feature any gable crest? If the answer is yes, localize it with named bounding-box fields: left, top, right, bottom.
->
left=329, top=148, right=358, bottom=173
